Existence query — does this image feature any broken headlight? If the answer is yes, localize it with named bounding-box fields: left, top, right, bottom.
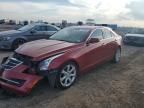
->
left=39, top=53, right=64, bottom=71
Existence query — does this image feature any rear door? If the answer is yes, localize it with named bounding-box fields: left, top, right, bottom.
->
left=27, top=25, right=48, bottom=41
left=34, top=25, right=48, bottom=39
left=102, top=28, right=117, bottom=60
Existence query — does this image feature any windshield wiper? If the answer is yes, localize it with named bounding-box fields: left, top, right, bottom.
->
left=60, top=40, right=76, bottom=43
left=50, top=38, right=71, bottom=43
left=49, top=38, right=76, bottom=43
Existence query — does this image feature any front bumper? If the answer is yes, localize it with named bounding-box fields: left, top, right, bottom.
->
left=0, top=41, right=12, bottom=49
left=0, top=65, right=43, bottom=96
left=0, top=57, right=60, bottom=96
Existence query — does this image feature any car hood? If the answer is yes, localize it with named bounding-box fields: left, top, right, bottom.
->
left=0, top=30, right=21, bottom=37
left=126, top=34, right=144, bottom=38
left=15, top=39, right=77, bottom=60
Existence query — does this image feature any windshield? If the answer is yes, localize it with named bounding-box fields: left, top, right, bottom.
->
left=18, top=24, right=34, bottom=31
left=49, top=27, right=91, bottom=43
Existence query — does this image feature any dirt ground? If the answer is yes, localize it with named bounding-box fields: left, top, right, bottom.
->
left=0, top=44, right=144, bottom=108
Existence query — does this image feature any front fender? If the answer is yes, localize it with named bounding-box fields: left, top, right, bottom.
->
left=49, top=55, right=79, bottom=71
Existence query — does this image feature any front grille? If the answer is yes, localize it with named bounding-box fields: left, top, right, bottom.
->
left=2, top=58, right=23, bottom=70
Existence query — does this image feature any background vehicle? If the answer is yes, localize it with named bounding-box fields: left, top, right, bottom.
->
left=0, top=26, right=122, bottom=96
left=123, top=34, right=144, bottom=46
left=0, top=23, right=60, bottom=50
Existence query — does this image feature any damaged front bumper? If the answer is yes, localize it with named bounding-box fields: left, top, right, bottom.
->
left=0, top=64, right=43, bottom=96
left=0, top=57, right=59, bottom=96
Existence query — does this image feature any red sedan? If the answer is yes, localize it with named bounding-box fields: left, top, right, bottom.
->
left=0, top=26, right=122, bottom=96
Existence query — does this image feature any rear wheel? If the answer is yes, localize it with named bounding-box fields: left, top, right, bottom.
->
left=55, top=62, right=78, bottom=89
left=113, top=48, right=121, bottom=63
left=12, top=39, right=26, bottom=50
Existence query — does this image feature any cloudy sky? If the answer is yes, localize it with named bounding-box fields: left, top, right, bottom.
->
left=0, top=0, right=144, bottom=27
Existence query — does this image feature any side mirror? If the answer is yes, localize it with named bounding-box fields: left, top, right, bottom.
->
left=88, top=38, right=100, bottom=44
left=30, top=30, right=36, bottom=34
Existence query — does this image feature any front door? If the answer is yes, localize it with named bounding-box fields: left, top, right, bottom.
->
left=79, top=29, right=106, bottom=72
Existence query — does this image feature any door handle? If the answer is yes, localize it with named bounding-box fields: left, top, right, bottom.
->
left=102, top=43, right=105, bottom=45
left=102, top=43, right=105, bottom=46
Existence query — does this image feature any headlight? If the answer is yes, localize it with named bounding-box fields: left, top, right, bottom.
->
left=0, top=37, right=11, bottom=41
left=39, top=53, right=64, bottom=71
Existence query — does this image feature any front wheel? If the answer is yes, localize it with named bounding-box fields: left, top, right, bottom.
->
left=113, top=48, right=121, bottom=63
left=12, top=39, right=26, bottom=50
left=55, top=62, right=78, bottom=89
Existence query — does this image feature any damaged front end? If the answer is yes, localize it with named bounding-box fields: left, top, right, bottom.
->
left=0, top=55, right=43, bottom=96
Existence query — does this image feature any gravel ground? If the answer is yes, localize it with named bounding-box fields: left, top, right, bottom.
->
left=0, top=44, right=144, bottom=108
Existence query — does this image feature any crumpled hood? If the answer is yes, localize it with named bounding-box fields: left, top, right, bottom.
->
left=0, top=30, right=21, bottom=37
left=15, top=39, right=77, bottom=60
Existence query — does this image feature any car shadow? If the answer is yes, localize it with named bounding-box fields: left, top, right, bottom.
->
left=0, top=79, right=63, bottom=105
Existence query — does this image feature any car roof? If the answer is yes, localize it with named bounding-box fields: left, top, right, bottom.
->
left=30, top=23, right=60, bottom=30
left=68, top=26, right=111, bottom=30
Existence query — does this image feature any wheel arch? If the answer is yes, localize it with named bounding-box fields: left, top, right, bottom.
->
left=54, top=59, right=80, bottom=88
left=61, top=59, right=80, bottom=71
left=13, top=38, right=27, bottom=43
left=11, top=38, right=27, bottom=49
left=56, top=58, right=80, bottom=76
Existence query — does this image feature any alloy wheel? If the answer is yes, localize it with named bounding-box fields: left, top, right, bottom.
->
left=60, top=64, right=77, bottom=87
left=13, top=39, right=25, bottom=50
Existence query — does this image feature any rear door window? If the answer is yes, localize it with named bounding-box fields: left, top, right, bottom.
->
left=35, top=26, right=47, bottom=31
left=103, top=29, right=112, bottom=39
left=47, top=26, right=58, bottom=31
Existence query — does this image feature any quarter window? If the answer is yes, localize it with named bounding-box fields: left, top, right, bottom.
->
left=91, top=29, right=103, bottom=40
left=47, top=26, right=57, bottom=31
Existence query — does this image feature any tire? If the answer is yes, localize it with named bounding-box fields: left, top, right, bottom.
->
left=55, top=62, right=78, bottom=89
left=113, top=48, right=121, bottom=63
left=12, top=39, right=26, bottom=50
left=0, top=66, right=4, bottom=76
